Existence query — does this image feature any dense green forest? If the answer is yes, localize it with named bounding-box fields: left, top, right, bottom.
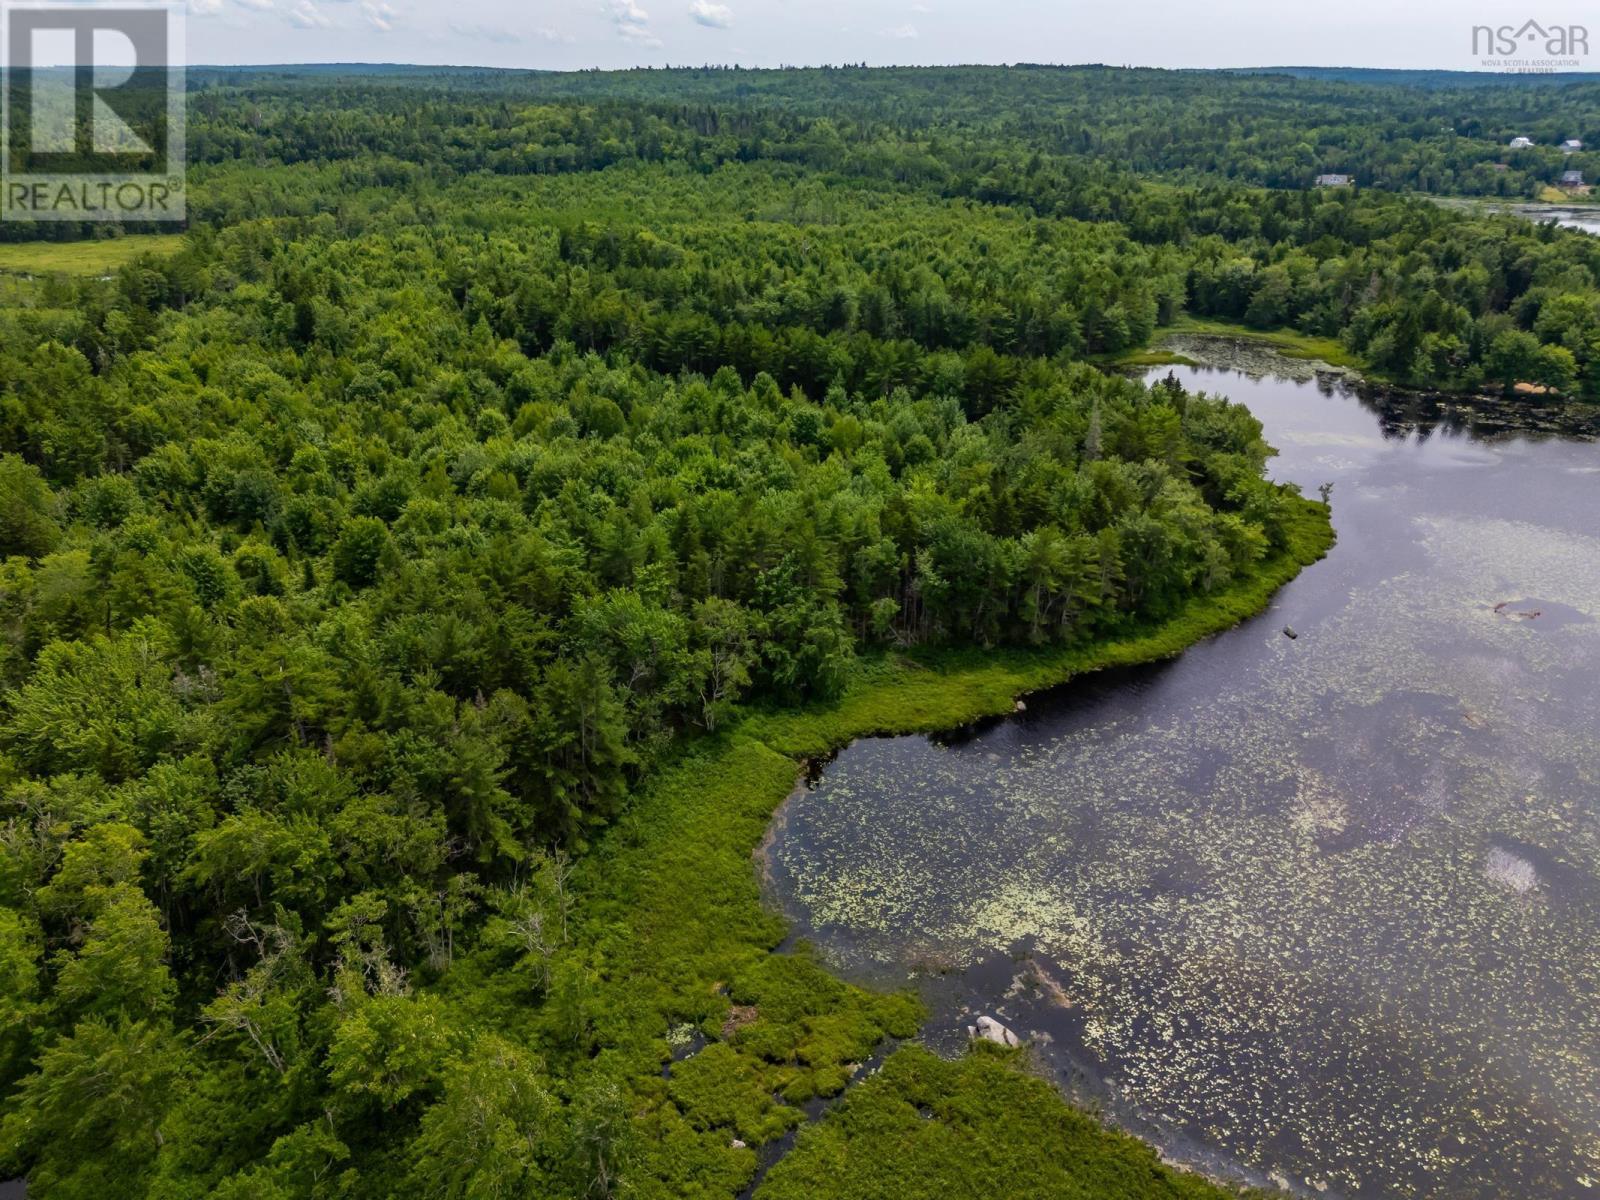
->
left=189, top=62, right=1600, bottom=195
left=0, top=62, right=1593, bottom=1200
left=22, top=65, right=1600, bottom=394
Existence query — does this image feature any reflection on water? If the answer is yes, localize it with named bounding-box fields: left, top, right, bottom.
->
left=1434, top=198, right=1600, bottom=237
left=760, top=355, right=1600, bottom=1198
left=1530, top=207, right=1600, bottom=237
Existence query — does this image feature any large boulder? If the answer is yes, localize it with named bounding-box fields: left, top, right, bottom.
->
left=970, top=1015, right=1021, bottom=1047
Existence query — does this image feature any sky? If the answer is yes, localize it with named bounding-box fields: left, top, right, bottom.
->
left=179, top=0, right=1600, bottom=73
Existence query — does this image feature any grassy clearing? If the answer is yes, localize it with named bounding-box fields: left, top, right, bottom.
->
left=0, top=234, right=185, bottom=276
left=570, top=498, right=1333, bottom=1197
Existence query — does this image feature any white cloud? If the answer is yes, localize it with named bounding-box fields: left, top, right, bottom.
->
left=287, top=0, right=330, bottom=27
left=689, top=0, right=732, bottom=29
left=191, top=0, right=224, bottom=14
left=881, top=22, right=918, bottom=39
left=234, top=0, right=274, bottom=11
left=450, top=21, right=519, bottom=43
left=361, top=0, right=395, bottom=31
left=609, top=0, right=659, bottom=45
left=449, top=21, right=573, bottom=44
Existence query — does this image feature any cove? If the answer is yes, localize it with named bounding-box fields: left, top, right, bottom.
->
left=760, top=342, right=1600, bottom=1198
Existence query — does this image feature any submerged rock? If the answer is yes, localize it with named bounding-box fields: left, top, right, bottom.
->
left=1485, top=846, right=1539, bottom=895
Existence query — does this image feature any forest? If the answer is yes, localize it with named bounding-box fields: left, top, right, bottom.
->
left=0, top=62, right=1594, bottom=1200
left=21, top=65, right=1600, bottom=393
left=184, top=62, right=1600, bottom=197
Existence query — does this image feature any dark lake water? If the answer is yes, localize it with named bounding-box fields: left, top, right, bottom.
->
left=760, top=349, right=1600, bottom=1198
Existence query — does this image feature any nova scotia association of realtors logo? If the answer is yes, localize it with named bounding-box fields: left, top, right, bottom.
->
left=0, top=0, right=185, bottom=222
left=1473, top=19, right=1590, bottom=72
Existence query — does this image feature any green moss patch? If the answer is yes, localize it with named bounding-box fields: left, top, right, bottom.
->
left=759, top=1045, right=1261, bottom=1200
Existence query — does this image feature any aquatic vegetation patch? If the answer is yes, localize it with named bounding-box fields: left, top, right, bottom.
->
left=1154, top=330, right=1360, bottom=380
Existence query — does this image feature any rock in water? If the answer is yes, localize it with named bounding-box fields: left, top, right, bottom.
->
left=1282, top=626, right=1298, bottom=640
left=973, top=1015, right=1021, bottom=1047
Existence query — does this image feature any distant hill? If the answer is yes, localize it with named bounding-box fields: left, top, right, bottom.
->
left=168, top=61, right=1600, bottom=200
left=1233, top=66, right=1600, bottom=88
left=187, top=62, right=1600, bottom=88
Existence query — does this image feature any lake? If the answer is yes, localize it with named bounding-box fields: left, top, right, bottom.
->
left=759, top=344, right=1600, bottom=1198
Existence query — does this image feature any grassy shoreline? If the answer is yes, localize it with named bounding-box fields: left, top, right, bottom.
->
left=566, top=497, right=1335, bottom=1198
left=1168, top=317, right=1363, bottom=368
left=1100, top=316, right=1363, bottom=377
left=1111, top=316, right=1366, bottom=374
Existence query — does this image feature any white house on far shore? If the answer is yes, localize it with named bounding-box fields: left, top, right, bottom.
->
left=1510, top=136, right=1534, bottom=149
left=1563, top=139, right=1584, bottom=153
